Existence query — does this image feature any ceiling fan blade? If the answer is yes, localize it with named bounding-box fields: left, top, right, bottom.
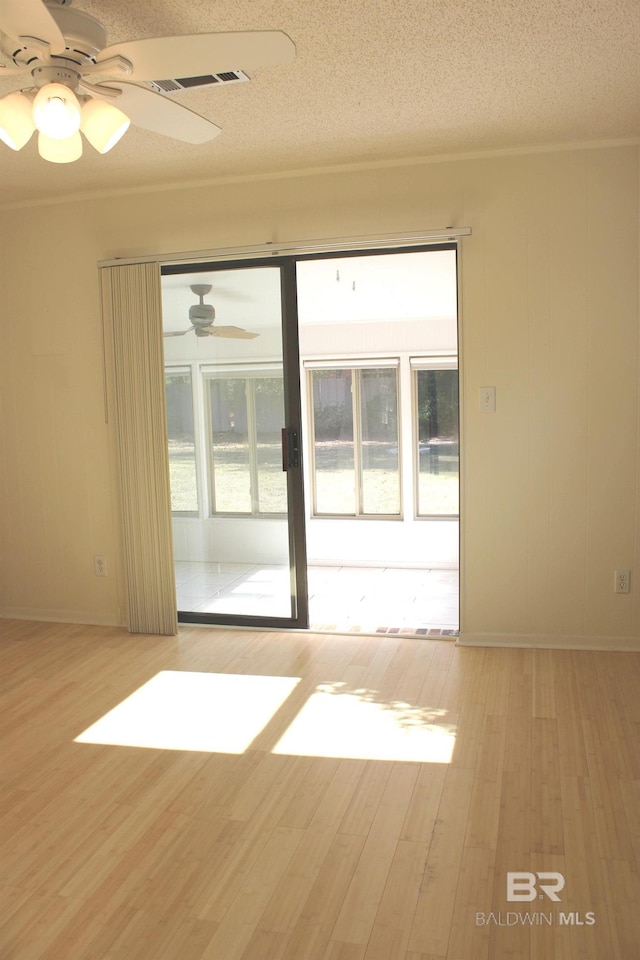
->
left=96, top=31, right=295, bottom=82
left=163, top=327, right=193, bottom=337
left=211, top=287, right=254, bottom=303
left=97, top=82, right=221, bottom=144
left=0, top=0, right=65, bottom=53
left=0, top=59, right=27, bottom=75
left=209, top=326, right=260, bottom=339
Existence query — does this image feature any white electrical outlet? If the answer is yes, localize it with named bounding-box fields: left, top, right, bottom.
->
left=615, top=570, right=630, bottom=594
left=94, top=555, right=107, bottom=577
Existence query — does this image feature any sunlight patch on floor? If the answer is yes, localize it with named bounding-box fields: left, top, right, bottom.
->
left=75, top=671, right=300, bottom=753
left=75, top=672, right=455, bottom=763
left=272, top=681, right=456, bottom=763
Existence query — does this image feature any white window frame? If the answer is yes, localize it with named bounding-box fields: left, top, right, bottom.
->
left=202, top=362, right=286, bottom=518
left=305, top=358, right=402, bottom=519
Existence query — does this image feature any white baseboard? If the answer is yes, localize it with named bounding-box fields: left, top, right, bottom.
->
left=0, top=608, right=122, bottom=628
left=456, top=632, right=640, bottom=652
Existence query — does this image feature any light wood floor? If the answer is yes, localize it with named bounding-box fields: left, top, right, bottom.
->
left=1, top=619, right=639, bottom=960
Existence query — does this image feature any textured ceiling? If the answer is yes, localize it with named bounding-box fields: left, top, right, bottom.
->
left=1, top=0, right=639, bottom=206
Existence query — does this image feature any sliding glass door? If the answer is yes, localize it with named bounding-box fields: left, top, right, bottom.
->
left=162, top=258, right=307, bottom=628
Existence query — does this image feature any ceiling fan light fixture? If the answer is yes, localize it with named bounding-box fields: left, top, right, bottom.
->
left=38, top=130, right=83, bottom=163
left=0, top=9, right=295, bottom=162
left=81, top=98, right=130, bottom=154
left=33, top=83, right=82, bottom=139
left=0, top=92, right=35, bottom=151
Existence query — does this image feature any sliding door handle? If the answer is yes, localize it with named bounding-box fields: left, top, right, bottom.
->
left=281, top=428, right=300, bottom=470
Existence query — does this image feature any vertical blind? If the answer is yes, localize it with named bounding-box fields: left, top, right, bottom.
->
left=101, top=261, right=178, bottom=635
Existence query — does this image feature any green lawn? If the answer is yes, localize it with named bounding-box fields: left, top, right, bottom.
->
left=168, top=442, right=458, bottom=516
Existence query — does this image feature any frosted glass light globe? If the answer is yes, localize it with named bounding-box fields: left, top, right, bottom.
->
left=33, top=83, right=81, bottom=139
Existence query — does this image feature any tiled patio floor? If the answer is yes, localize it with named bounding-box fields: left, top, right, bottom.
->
left=176, top=562, right=459, bottom=635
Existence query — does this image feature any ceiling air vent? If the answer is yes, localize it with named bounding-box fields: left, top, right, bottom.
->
left=145, top=70, right=250, bottom=95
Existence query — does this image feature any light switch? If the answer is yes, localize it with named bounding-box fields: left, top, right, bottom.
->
left=480, top=386, right=496, bottom=413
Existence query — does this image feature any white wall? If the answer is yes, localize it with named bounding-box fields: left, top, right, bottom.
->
left=0, top=144, right=638, bottom=647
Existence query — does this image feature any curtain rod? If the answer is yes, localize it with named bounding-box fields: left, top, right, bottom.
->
left=98, top=227, right=471, bottom=268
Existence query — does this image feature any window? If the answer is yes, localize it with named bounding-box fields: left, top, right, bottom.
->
left=309, top=364, right=400, bottom=517
left=165, top=369, right=199, bottom=514
left=206, top=373, right=287, bottom=516
left=413, top=362, right=459, bottom=517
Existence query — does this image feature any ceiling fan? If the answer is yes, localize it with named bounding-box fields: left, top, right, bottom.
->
left=0, top=0, right=295, bottom=162
left=164, top=284, right=259, bottom=340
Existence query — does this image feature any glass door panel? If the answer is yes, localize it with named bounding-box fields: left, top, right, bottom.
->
left=162, top=261, right=307, bottom=627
